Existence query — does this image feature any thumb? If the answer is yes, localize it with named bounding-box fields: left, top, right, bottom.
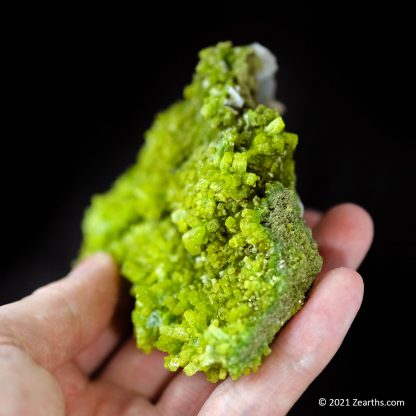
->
left=0, top=253, right=119, bottom=370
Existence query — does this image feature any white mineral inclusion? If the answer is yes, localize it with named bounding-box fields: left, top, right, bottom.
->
left=226, top=85, right=245, bottom=108
left=251, top=42, right=279, bottom=104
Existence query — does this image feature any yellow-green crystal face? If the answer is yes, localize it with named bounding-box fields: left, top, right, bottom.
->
left=80, top=42, right=322, bottom=382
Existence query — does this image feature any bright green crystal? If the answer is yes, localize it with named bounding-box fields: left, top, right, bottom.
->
left=80, top=42, right=322, bottom=382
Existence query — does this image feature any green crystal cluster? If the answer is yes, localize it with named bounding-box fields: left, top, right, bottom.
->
left=80, top=42, right=322, bottom=382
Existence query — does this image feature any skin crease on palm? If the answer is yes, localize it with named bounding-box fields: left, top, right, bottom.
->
left=0, top=203, right=373, bottom=416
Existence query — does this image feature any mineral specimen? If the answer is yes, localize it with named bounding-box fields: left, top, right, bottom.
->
left=80, top=42, right=322, bottom=382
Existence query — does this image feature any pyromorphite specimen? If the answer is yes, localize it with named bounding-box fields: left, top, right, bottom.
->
left=80, top=42, right=322, bottom=382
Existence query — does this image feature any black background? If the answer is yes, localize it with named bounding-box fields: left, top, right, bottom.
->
left=2, top=4, right=414, bottom=414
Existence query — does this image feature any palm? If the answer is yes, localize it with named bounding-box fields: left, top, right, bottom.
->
left=0, top=204, right=372, bottom=416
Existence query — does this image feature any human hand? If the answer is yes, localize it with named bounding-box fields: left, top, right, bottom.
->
left=0, top=203, right=373, bottom=416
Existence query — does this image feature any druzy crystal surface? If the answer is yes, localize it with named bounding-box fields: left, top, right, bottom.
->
left=80, top=42, right=322, bottom=382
